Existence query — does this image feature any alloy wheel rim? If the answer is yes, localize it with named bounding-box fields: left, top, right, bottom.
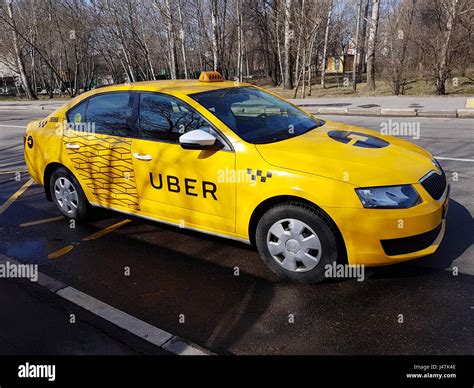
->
left=266, top=218, right=322, bottom=272
left=54, top=177, right=79, bottom=216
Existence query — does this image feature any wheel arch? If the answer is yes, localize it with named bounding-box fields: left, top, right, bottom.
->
left=43, top=162, right=73, bottom=201
left=248, top=195, right=348, bottom=264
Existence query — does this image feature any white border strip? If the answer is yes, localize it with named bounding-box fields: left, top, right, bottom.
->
left=0, top=124, right=27, bottom=128
left=434, top=156, right=474, bottom=163
left=57, top=286, right=174, bottom=346
left=55, top=286, right=213, bottom=355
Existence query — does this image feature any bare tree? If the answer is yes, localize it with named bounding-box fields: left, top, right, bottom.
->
left=379, top=0, right=416, bottom=95
left=366, top=0, right=381, bottom=91
left=320, top=0, right=333, bottom=89
left=211, top=0, right=219, bottom=71
left=352, top=0, right=363, bottom=92
left=5, top=0, right=36, bottom=99
left=162, top=0, right=177, bottom=79
left=283, top=0, right=293, bottom=89
left=177, top=0, right=188, bottom=79
left=0, top=0, right=471, bottom=99
left=236, top=0, right=243, bottom=82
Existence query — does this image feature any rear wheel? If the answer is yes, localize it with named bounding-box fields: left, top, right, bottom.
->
left=255, top=202, right=339, bottom=283
left=50, top=167, right=89, bottom=221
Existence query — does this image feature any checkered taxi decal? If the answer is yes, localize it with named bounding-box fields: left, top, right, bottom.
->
left=246, top=169, right=273, bottom=183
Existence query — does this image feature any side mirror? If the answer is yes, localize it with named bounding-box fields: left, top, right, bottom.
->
left=179, top=129, right=224, bottom=150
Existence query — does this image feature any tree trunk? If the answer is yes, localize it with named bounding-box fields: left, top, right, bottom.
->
left=6, top=0, right=36, bottom=100
left=366, top=0, right=380, bottom=91
left=236, top=0, right=243, bottom=82
left=437, top=0, right=457, bottom=95
left=320, top=0, right=333, bottom=89
left=164, top=0, right=177, bottom=79
left=352, top=0, right=362, bottom=92
left=283, top=0, right=293, bottom=89
left=275, top=4, right=284, bottom=86
left=177, top=0, right=188, bottom=79
left=306, top=35, right=316, bottom=96
left=294, top=0, right=305, bottom=86
left=211, top=0, right=219, bottom=72
left=357, top=0, right=369, bottom=80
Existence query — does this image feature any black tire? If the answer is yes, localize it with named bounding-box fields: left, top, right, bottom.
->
left=49, top=167, right=90, bottom=221
left=255, top=202, right=339, bottom=283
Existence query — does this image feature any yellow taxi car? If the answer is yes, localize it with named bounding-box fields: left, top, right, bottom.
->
left=24, top=72, right=449, bottom=283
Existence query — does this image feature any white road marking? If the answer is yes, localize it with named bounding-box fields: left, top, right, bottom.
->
left=0, top=124, right=27, bottom=129
left=435, top=156, right=474, bottom=163
left=163, top=337, right=213, bottom=356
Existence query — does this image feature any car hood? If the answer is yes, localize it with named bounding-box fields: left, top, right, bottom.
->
left=255, top=120, right=435, bottom=187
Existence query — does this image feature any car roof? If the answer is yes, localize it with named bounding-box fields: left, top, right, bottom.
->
left=89, top=79, right=251, bottom=96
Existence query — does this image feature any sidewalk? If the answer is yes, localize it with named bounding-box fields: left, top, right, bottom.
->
left=293, top=96, right=474, bottom=118
left=0, top=95, right=473, bottom=118
left=0, top=99, right=67, bottom=111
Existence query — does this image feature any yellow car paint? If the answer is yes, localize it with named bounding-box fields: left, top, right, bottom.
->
left=24, top=76, right=448, bottom=268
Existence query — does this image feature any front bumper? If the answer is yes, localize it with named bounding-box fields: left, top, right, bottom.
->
left=325, top=182, right=449, bottom=266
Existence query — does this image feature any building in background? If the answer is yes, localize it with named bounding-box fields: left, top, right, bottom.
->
left=0, top=61, right=19, bottom=95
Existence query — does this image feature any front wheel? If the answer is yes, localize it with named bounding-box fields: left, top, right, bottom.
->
left=49, top=167, right=90, bottom=221
left=255, top=203, right=340, bottom=283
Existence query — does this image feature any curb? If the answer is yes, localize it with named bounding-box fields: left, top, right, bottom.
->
left=416, top=110, right=458, bottom=118
left=0, top=105, right=61, bottom=111
left=348, top=107, right=381, bottom=116
left=0, top=254, right=215, bottom=356
left=379, top=108, right=417, bottom=117
left=457, top=109, right=474, bottom=118
left=304, top=106, right=474, bottom=118
left=0, top=102, right=473, bottom=118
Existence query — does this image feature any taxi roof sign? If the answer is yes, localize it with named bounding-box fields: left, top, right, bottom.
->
left=199, top=71, right=224, bottom=82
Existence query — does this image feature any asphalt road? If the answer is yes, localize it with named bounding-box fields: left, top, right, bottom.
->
left=0, top=109, right=473, bottom=355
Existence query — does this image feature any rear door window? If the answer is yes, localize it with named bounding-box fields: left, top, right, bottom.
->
left=85, top=92, right=133, bottom=137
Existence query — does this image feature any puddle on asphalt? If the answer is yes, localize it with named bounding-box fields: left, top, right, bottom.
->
left=357, top=104, right=381, bottom=108
left=0, top=239, right=50, bottom=265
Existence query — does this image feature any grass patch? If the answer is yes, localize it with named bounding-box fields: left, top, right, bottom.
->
left=252, top=76, right=474, bottom=99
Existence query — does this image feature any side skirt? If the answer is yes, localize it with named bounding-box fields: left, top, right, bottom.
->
left=89, top=202, right=251, bottom=245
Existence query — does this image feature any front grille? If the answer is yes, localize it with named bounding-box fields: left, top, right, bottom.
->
left=381, top=224, right=442, bottom=256
left=420, top=170, right=446, bottom=200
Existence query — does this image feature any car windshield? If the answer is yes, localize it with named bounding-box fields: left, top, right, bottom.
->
left=190, top=86, right=324, bottom=144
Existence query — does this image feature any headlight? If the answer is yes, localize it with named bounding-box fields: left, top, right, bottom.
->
left=355, top=185, right=420, bottom=209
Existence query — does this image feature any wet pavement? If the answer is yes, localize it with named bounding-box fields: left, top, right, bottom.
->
left=0, top=110, right=473, bottom=355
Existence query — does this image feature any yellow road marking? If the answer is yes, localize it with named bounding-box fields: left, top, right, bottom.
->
left=47, top=219, right=132, bottom=260
left=48, top=245, right=74, bottom=260
left=0, top=178, right=34, bottom=215
left=466, top=98, right=474, bottom=108
left=20, top=216, right=64, bottom=228
left=83, top=219, right=132, bottom=241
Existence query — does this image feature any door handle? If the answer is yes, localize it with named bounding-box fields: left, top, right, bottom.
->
left=65, top=143, right=80, bottom=149
left=133, top=153, right=153, bottom=161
